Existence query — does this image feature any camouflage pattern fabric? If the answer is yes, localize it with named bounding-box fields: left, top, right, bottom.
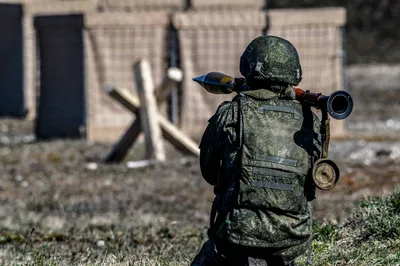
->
left=191, top=239, right=291, bottom=266
left=197, top=87, right=322, bottom=265
left=240, top=36, right=302, bottom=86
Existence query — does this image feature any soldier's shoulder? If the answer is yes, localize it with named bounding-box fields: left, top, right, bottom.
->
left=215, top=99, right=238, bottom=115
left=207, top=100, right=239, bottom=126
left=216, top=100, right=232, bottom=111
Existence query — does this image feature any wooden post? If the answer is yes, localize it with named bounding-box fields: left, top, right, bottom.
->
left=134, top=60, right=166, bottom=162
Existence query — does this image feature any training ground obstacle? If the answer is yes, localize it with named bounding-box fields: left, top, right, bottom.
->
left=105, top=59, right=200, bottom=164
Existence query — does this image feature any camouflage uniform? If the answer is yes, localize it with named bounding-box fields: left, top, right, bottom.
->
left=191, top=36, right=322, bottom=266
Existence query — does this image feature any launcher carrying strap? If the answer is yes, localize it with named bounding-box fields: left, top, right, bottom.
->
left=320, top=109, right=331, bottom=159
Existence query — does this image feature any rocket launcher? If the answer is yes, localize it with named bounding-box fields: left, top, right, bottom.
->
left=193, top=71, right=355, bottom=191
left=192, top=72, right=353, bottom=120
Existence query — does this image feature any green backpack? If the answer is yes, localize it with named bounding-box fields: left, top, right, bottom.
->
left=214, top=94, right=318, bottom=262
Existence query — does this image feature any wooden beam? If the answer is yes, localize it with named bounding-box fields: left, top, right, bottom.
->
left=106, top=67, right=182, bottom=112
left=106, top=83, right=140, bottom=113
left=104, top=118, right=142, bottom=163
left=134, top=60, right=166, bottom=162
left=126, top=159, right=158, bottom=169
left=158, top=115, right=200, bottom=157
left=104, top=83, right=141, bottom=164
left=155, top=67, right=183, bottom=104
left=106, top=85, right=200, bottom=157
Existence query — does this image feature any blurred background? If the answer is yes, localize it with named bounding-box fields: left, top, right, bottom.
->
left=0, top=0, right=398, bottom=141
left=0, top=0, right=399, bottom=265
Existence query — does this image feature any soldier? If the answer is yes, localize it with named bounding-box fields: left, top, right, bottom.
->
left=191, top=35, right=322, bottom=266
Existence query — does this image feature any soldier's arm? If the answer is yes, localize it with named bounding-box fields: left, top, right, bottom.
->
left=199, top=101, right=236, bottom=186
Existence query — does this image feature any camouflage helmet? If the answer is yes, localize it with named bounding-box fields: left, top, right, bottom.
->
left=240, top=35, right=302, bottom=86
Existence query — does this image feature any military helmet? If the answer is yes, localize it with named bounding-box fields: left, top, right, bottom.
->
left=240, top=35, right=302, bottom=86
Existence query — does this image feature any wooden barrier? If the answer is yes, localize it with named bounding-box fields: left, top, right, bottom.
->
left=105, top=60, right=199, bottom=163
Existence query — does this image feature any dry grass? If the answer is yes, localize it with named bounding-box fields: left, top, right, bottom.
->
left=1, top=105, right=400, bottom=265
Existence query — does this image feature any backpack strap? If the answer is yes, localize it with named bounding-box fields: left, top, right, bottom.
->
left=320, top=108, right=330, bottom=159
left=236, top=93, right=245, bottom=151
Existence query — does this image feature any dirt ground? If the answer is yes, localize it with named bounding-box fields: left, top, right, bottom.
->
left=0, top=118, right=399, bottom=265
left=0, top=121, right=209, bottom=264
left=0, top=70, right=399, bottom=264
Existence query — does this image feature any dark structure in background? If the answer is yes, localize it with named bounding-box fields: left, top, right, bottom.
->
left=267, top=0, right=400, bottom=64
left=0, top=4, right=26, bottom=118
left=34, top=14, right=86, bottom=140
left=167, top=23, right=180, bottom=124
